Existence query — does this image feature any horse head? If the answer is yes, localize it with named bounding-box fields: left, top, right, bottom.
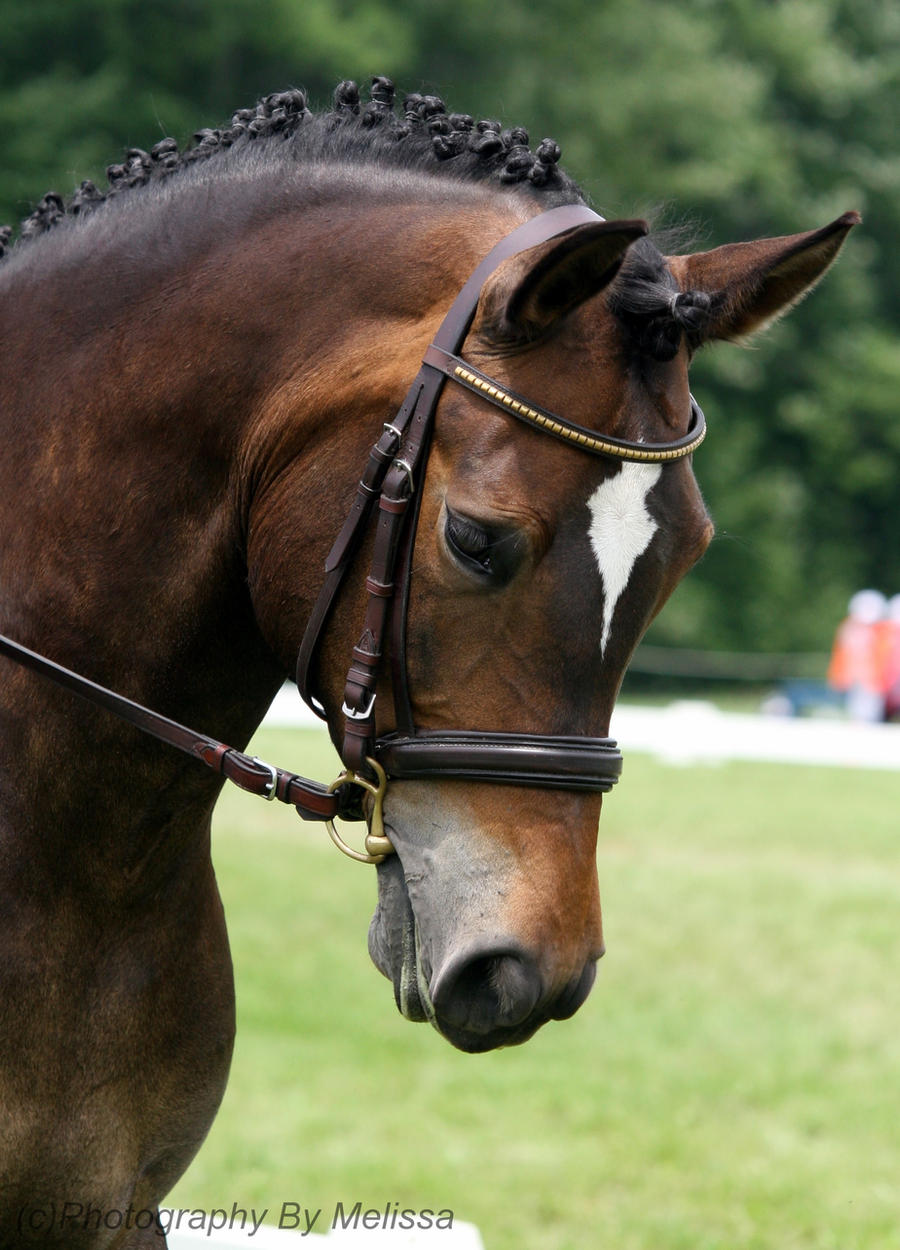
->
left=319, top=208, right=858, bottom=1052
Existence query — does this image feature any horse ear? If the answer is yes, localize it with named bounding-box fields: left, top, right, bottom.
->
left=669, top=211, right=861, bottom=343
left=485, top=219, right=649, bottom=342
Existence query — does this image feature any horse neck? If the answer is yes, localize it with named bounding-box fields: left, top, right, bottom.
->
left=0, top=258, right=272, bottom=877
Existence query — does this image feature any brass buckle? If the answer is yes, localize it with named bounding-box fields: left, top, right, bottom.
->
left=325, top=757, right=395, bottom=865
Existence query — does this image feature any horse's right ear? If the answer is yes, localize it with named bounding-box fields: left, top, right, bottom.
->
left=477, top=219, right=649, bottom=343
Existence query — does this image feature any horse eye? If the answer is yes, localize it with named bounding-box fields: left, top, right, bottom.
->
left=446, top=512, right=490, bottom=562
left=444, top=509, right=521, bottom=585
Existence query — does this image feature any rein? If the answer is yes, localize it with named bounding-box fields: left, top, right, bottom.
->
left=0, top=204, right=705, bottom=865
left=0, top=632, right=344, bottom=821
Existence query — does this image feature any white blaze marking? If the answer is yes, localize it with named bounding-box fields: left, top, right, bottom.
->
left=587, top=463, right=662, bottom=654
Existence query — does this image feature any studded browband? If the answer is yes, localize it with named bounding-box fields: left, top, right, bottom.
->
left=422, top=346, right=706, bottom=462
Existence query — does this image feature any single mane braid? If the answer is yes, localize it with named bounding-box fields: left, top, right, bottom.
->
left=0, top=76, right=574, bottom=261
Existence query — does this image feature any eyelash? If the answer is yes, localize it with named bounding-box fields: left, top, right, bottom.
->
left=446, top=514, right=491, bottom=562
left=443, top=508, right=524, bottom=586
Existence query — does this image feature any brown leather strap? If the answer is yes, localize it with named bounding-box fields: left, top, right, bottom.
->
left=0, top=632, right=344, bottom=822
left=374, top=731, right=622, bottom=792
left=339, top=367, right=444, bottom=769
left=428, top=204, right=603, bottom=353
left=295, top=205, right=603, bottom=726
left=295, top=410, right=412, bottom=714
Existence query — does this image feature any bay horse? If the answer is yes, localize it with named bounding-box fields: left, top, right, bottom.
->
left=0, top=79, right=857, bottom=1247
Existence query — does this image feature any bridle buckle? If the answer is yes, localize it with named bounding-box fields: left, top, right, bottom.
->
left=341, top=691, right=376, bottom=721
left=392, top=457, right=415, bottom=494
left=251, top=756, right=278, bottom=801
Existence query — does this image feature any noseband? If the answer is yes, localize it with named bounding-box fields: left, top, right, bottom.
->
left=296, top=205, right=705, bottom=857
left=0, top=205, right=705, bottom=866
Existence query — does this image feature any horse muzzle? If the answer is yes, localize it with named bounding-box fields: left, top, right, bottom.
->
left=367, top=829, right=603, bottom=1053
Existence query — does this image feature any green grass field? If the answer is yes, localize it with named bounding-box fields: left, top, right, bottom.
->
left=167, top=725, right=899, bottom=1250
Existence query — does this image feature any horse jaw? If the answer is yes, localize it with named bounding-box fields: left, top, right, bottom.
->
left=367, top=783, right=604, bottom=1053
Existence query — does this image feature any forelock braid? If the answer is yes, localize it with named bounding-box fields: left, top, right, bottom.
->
left=469, top=118, right=504, bottom=157
left=611, top=238, right=712, bottom=361
left=333, top=80, right=361, bottom=119
left=236, top=88, right=311, bottom=141
left=70, top=180, right=105, bottom=214
left=530, top=139, right=562, bottom=186
left=497, top=127, right=528, bottom=182
left=151, top=138, right=180, bottom=173
left=19, top=192, right=65, bottom=240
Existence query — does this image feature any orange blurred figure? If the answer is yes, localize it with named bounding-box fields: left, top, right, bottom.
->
left=827, top=589, right=887, bottom=722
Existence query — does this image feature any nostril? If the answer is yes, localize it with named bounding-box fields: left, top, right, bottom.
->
left=431, top=950, right=543, bottom=1034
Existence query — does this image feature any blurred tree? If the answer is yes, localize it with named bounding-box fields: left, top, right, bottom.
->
left=0, top=0, right=415, bottom=223
left=1, top=0, right=896, bottom=653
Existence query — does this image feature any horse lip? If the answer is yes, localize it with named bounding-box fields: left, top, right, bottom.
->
left=368, top=852, right=432, bottom=1023
left=398, top=902, right=431, bottom=1023
left=551, top=959, right=599, bottom=1020
left=431, top=1016, right=546, bottom=1054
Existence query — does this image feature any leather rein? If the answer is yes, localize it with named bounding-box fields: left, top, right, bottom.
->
left=0, top=204, right=705, bottom=865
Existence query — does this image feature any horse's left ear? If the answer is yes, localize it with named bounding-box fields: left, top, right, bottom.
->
left=669, top=211, right=861, bottom=343
left=479, top=219, right=649, bottom=342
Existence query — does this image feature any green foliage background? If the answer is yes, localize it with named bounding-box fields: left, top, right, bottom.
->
left=2, top=0, right=897, bottom=652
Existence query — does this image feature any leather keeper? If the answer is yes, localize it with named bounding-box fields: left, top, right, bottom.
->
left=342, top=719, right=375, bottom=772
left=346, top=661, right=378, bottom=689
left=379, top=495, right=409, bottom=516
left=365, top=576, right=394, bottom=597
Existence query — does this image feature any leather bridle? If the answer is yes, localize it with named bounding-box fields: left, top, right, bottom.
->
left=297, top=204, right=704, bottom=858
left=0, top=204, right=705, bottom=865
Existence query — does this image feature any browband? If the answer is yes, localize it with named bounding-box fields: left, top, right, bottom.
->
left=423, top=345, right=707, bottom=463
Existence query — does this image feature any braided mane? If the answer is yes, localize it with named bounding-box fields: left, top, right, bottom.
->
left=0, top=77, right=581, bottom=261
left=0, top=76, right=709, bottom=358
